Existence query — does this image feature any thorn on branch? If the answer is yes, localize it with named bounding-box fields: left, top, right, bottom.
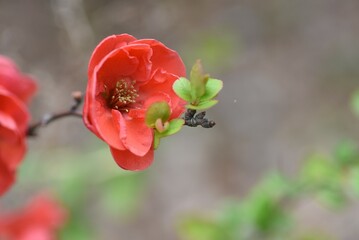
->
left=183, top=109, right=216, bottom=128
left=27, top=91, right=84, bottom=137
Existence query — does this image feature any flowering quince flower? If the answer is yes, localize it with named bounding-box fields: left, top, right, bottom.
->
left=0, top=55, right=37, bottom=196
left=0, top=194, right=67, bottom=240
left=83, top=34, right=186, bottom=170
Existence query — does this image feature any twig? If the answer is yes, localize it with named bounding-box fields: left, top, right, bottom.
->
left=27, top=91, right=83, bottom=137
left=183, top=109, right=216, bottom=128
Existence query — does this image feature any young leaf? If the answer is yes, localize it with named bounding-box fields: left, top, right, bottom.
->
left=153, top=119, right=185, bottom=149
left=200, top=78, right=223, bottom=101
left=173, top=77, right=192, bottom=102
left=190, top=60, right=208, bottom=101
left=187, top=100, right=218, bottom=110
left=161, top=119, right=185, bottom=137
left=145, top=101, right=171, bottom=127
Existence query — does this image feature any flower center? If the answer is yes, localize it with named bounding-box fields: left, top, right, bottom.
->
left=102, top=79, right=139, bottom=111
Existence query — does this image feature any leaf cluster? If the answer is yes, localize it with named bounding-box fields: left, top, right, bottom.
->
left=173, top=60, right=223, bottom=111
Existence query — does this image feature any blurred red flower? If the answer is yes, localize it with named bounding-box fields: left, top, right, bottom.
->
left=0, top=55, right=37, bottom=196
left=83, top=34, right=186, bottom=170
left=0, top=194, right=67, bottom=240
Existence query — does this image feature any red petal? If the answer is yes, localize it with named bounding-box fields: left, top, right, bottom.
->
left=87, top=101, right=125, bottom=150
left=113, top=111, right=153, bottom=156
left=0, top=112, right=19, bottom=137
left=143, top=92, right=171, bottom=108
left=85, top=47, right=151, bottom=150
left=0, top=161, right=15, bottom=196
left=95, top=48, right=139, bottom=86
left=88, top=34, right=137, bottom=78
left=0, top=56, right=37, bottom=104
left=82, top=74, right=99, bottom=137
left=133, top=39, right=186, bottom=77
left=128, top=108, right=146, bottom=119
left=26, top=195, right=67, bottom=227
left=0, top=88, right=29, bottom=133
left=0, top=118, right=26, bottom=169
left=139, top=71, right=186, bottom=119
left=120, top=44, right=152, bottom=83
left=110, top=147, right=154, bottom=171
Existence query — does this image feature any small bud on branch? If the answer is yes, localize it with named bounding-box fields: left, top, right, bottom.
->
left=183, top=109, right=216, bottom=128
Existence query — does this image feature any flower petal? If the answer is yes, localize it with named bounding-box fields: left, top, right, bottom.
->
left=0, top=130, right=26, bottom=170
left=0, top=161, right=15, bottom=196
left=113, top=110, right=153, bottom=156
left=133, top=39, right=186, bottom=77
left=110, top=147, right=154, bottom=171
left=0, top=56, right=37, bottom=104
left=0, top=88, right=29, bottom=133
left=87, top=101, right=125, bottom=150
left=95, top=48, right=139, bottom=87
left=0, top=111, right=26, bottom=170
left=88, top=34, right=137, bottom=78
left=120, top=44, right=153, bottom=83
left=139, top=71, right=185, bottom=119
left=82, top=85, right=98, bottom=136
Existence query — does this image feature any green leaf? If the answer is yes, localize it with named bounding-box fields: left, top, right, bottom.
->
left=161, top=119, right=185, bottom=137
left=153, top=119, right=184, bottom=149
left=145, top=101, right=170, bottom=127
left=173, top=77, right=192, bottom=102
left=200, top=78, right=223, bottom=101
left=187, top=100, right=218, bottom=110
left=190, top=60, right=208, bottom=102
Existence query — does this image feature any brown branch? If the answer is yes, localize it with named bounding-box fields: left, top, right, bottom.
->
left=27, top=91, right=83, bottom=137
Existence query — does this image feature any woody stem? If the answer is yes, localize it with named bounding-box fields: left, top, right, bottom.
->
left=26, top=91, right=84, bottom=137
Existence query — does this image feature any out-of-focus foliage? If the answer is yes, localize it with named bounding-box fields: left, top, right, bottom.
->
left=178, top=216, right=230, bottom=240
left=1, top=0, right=359, bottom=239
left=182, top=31, right=240, bottom=71
left=18, top=146, right=148, bottom=239
left=178, top=140, right=359, bottom=240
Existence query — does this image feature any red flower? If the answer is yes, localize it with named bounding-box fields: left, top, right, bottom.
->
left=0, top=194, right=67, bottom=240
left=0, top=55, right=37, bottom=196
left=83, top=34, right=186, bottom=170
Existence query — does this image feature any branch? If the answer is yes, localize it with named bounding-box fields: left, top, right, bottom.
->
left=183, top=109, right=216, bottom=128
left=27, top=91, right=83, bottom=137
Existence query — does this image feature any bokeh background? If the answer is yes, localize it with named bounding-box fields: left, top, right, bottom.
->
left=1, top=0, right=359, bottom=239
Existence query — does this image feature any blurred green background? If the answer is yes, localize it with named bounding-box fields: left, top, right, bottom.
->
left=1, top=0, right=359, bottom=239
